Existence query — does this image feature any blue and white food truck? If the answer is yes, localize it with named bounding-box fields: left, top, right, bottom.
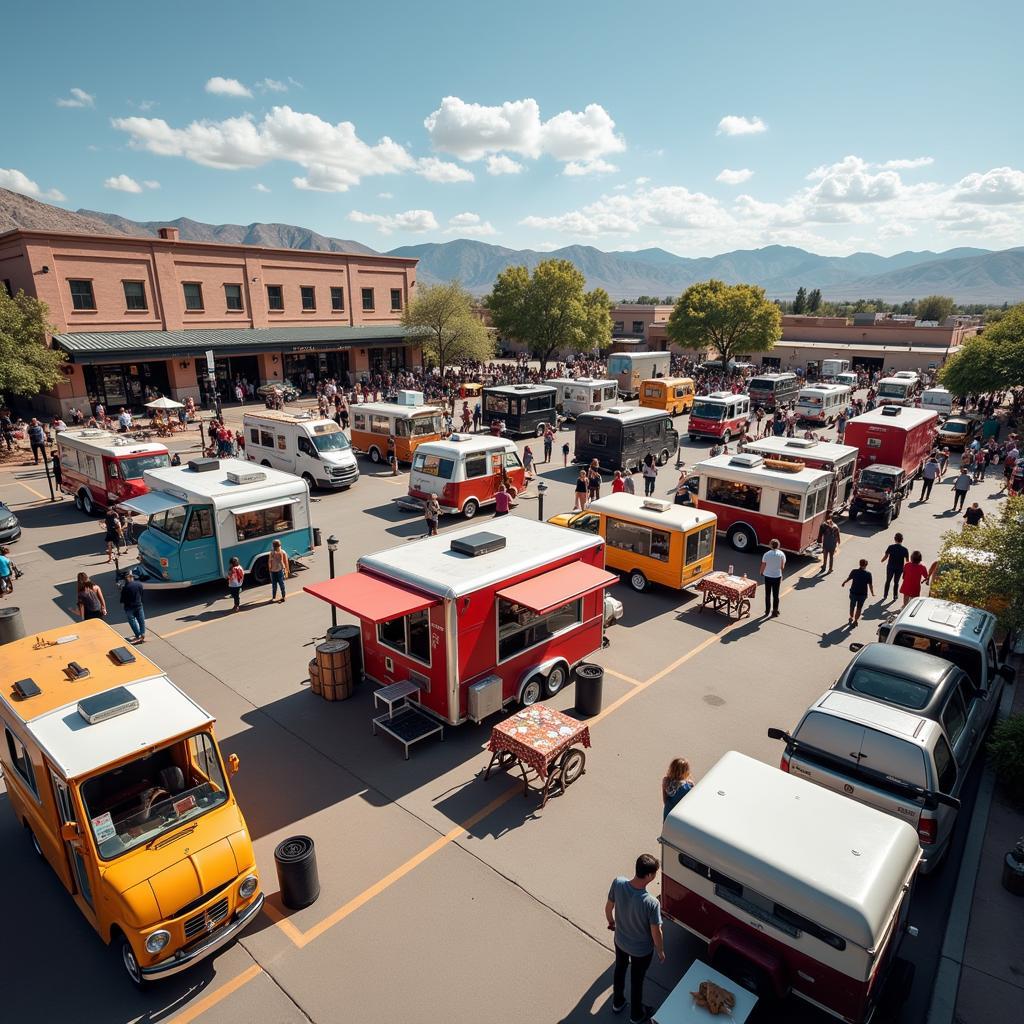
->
left=121, top=458, right=315, bottom=588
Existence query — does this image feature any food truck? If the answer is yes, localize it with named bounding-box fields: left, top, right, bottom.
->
left=795, top=383, right=852, bottom=425
left=690, top=452, right=831, bottom=554
left=607, top=351, right=670, bottom=398
left=875, top=376, right=918, bottom=406
left=304, top=517, right=618, bottom=724
left=482, top=383, right=557, bottom=436
left=746, top=371, right=799, bottom=411
left=921, top=386, right=954, bottom=420
left=843, top=405, right=937, bottom=479
left=574, top=407, right=679, bottom=473
left=741, top=436, right=859, bottom=512
left=639, top=376, right=696, bottom=416
left=399, top=434, right=527, bottom=519
left=549, top=377, right=620, bottom=419
left=687, top=392, right=751, bottom=442
left=821, top=357, right=852, bottom=381
left=120, top=458, right=314, bottom=587
left=0, top=620, right=262, bottom=985
left=350, top=400, right=443, bottom=464
left=57, top=429, right=170, bottom=515
left=548, top=494, right=717, bottom=593
left=243, top=410, right=359, bottom=490
left=660, top=751, right=921, bottom=1023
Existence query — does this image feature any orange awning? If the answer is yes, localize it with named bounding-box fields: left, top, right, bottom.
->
left=496, top=561, right=618, bottom=615
left=304, top=572, right=437, bottom=623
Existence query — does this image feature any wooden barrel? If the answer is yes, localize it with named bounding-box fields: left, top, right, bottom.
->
left=315, top=640, right=354, bottom=701
left=308, top=659, right=322, bottom=696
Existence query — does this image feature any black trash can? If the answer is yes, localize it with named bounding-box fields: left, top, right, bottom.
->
left=0, top=607, right=26, bottom=646
left=274, top=835, right=320, bottom=909
left=574, top=663, right=604, bottom=717
left=1002, top=841, right=1024, bottom=897
left=328, top=624, right=363, bottom=681
left=312, top=527, right=322, bottom=547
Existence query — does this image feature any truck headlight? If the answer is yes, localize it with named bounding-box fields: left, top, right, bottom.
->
left=239, top=874, right=259, bottom=900
left=145, top=930, right=171, bottom=954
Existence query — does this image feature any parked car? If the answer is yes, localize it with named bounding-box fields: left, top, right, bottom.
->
left=257, top=382, right=300, bottom=403
left=848, top=463, right=909, bottom=525
left=0, top=501, right=21, bottom=542
left=936, top=416, right=979, bottom=450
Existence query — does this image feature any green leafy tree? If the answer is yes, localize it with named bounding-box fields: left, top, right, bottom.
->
left=401, top=282, right=493, bottom=379
left=0, top=288, right=64, bottom=399
left=941, top=303, right=1024, bottom=397
left=792, top=286, right=808, bottom=315
left=666, top=279, right=782, bottom=366
left=485, top=259, right=611, bottom=373
left=806, top=288, right=822, bottom=313
left=915, top=295, right=956, bottom=323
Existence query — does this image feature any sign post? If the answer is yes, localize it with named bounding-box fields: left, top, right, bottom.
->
left=205, top=349, right=221, bottom=418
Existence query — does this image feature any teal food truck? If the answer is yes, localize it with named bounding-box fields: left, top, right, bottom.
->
left=121, top=458, right=315, bottom=588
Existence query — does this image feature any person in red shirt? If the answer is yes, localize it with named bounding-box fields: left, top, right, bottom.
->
left=899, top=550, right=930, bottom=607
left=493, top=485, right=511, bottom=517
left=611, top=470, right=626, bottom=493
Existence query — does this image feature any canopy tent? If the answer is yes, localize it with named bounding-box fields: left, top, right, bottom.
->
left=145, top=396, right=185, bottom=410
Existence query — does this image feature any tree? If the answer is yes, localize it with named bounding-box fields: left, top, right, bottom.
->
left=792, top=286, right=808, bottom=315
left=915, top=295, right=956, bottom=323
left=940, top=303, right=1024, bottom=398
left=401, top=282, right=493, bottom=379
left=0, top=288, right=64, bottom=399
left=666, top=279, right=782, bottom=367
left=806, top=288, right=822, bottom=313
left=485, top=259, right=611, bottom=373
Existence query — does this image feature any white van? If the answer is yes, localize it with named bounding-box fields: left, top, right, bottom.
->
left=243, top=410, right=359, bottom=490
left=921, top=387, right=953, bottom=419
left=795, top=383, right=851, bottom=425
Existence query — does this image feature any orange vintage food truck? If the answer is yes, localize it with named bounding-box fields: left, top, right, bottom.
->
left=0, top=621, right=262, bottom=985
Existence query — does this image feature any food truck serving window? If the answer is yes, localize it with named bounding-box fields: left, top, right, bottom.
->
left=706, top=477, right=761, bottom=511
left=377, top=609, right=431, bottom=666
left=234, top=502, right=294, bottom=541
left=81, top=732, right=228, bottom=860
left=777, top=492, right=801, bottom=520
left=485, top=394, right=509, bottom=415
left=498, top=598, right=582, bottom=661
left=685, top=526, right=715, bottom=564
left=606, top=518, right=670, bottom=562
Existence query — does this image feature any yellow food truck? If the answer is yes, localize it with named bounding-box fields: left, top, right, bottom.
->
left=549, top=493, right=717, bottom=592
left=0, top=621, right=262, bottom=986
left=638, top=377, right=696, bottom=416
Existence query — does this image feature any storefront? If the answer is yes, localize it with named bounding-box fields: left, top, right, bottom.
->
left=83, top=360, right=172, bottom=412
left=368, top=346, right=407, bottom=375
left=283, top=350, right=350, bottom=391
left=213, top=355, right=260, bottom=401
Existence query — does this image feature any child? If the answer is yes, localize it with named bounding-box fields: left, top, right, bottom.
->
left=662, top=758, right=694, bottom=820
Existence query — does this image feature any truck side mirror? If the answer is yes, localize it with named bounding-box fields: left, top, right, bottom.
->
left=228, top=753, right=240, bottom=775
left=60, top=822, right=81, bottom=842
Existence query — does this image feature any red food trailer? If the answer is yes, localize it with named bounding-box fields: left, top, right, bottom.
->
left=691, top=452, right=832, bottom=555
left=687, top=392, right=751, bottom=442
left=741, top=436, right=859, bottom=512
left=843, top=406, right=937, bottom=479
left=304, top=517, right=617, bottom=725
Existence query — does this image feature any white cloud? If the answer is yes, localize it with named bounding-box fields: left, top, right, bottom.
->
left=253, top=183, right=271, bottom=192
left=953, top=167, right=1024, bottom=205
left=57, top=87, right=94, bottom=109
left=257, top=78, right=288, bottom=93
left=104, top=174, right=143, bottom=193
left=486, top=154, right=524, bottom=175
left=445, top=212, right=497, bottom=237
left=0, top=167, right=66, bottom=201
left=415, top=157, right=474, bottom=183
left=423, top=96, right=625, bottom=169
left=716, top=115, right=766, bottom=136
left=377, top=191, right=393, bottom=199
left=348, top=209, right=439, bottom=235
left=635, top=176, right=650, bottom=185
left=716, top=167, right=754, bottom=185
left=205, top=77, right=252, bottom=98
left=879, top=156, right=934, bottom=170
left=143, top=179, right=160, bottom=190
left=563, top=158, right=618, bottom=176
left=804, top=155, right=901, bottom=205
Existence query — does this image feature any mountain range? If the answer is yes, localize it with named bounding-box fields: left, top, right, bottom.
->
left=1, top=188, right=1021, bottom=303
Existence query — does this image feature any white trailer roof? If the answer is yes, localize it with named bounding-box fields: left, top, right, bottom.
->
left=849, top=406, right=937, bottom=429
left=483, top=384, right=557, bottom=396
left=662, top=751, right=921, bottom=950
left=57, top=429, right=168, bottom=459
left=413, top=435, right=517, bottom=457
left=27, top=675, right=214, bottom=779
left=359, top=516, right=603, bottom=599
left=694, top=453, right=832, bottom=489
left=741, top=436, right=859, bottom=464
left=588, top=494, right=716, bottom=532
left=142, top=457, right=306, bottom=508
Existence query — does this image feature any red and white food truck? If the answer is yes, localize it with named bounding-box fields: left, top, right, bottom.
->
left=398, top=434, right=527, bottom=519
left=691, top=452, right=832, bottom=554
left=660, top=751, right=921, bottom=1024
left=687, top=392, right=751, bottom=442
left=741, top=436, right=859, bottom=512
left=304, top=517, right=617, bottom=725
left=843, top=406, right=937, bottom=479
left=56, top=428, right=170, bottom=515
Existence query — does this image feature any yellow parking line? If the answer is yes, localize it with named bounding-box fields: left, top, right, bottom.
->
left=158, top=591, right=309, bottom=639
left=603, top=667, right=644, bottom=688
left=16, top=480, right=48, bottom=501
left=167, top=963, right=263, bottom=1024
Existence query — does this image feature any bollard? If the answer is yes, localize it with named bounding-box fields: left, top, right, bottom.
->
left=0, top=607, right=27, bottom=646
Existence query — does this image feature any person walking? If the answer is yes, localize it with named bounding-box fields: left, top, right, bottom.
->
left=573, top=470, right=588, bottom=511
left=587, top=460, right=602, bottom=504
left=424, top=493, right=440, bottom=537
left=27, top=418, right=46, bottom=464
left=963, top=502, right=985, bottom=527
left=642, top=454, right=658, bottom=497
left=268, top=540, right=289, bottom=603
left=51, top=449, right=63, bottom=498
left=880, top=532, right=909, bottom=601
left=760, top=539, right=786, bottom=617
left=818, top=514, right=840, bottom=573
left=920, top=455, right=940, bottom=501
left=386, top=435, right=398, bottom=476
left=612, top=469, right=626, bottom=493
left=623, top=469, right=637, bottom=495
left=662, top=758, right=694, bottom=821
left=493, top=484, right=511, bottom=517
left=562, top=441, right=571, bottom=468
left=104, top=506, right=124, bottom=562
left=76, top=573, right=106, bottom=620
left=0, top=546, right=14, bottom=596
left=543, top=425, right=554, bottom=464
left=523, top=445, right=535, bottom=477
left=227, top=556, right=245, bottom=611
left=120, top=575, right=146, bottom=643
left=605, top=854, right=665, bottom=1023
left=951, top=467, right=972, bottom=511
left=842, top=559, right=874, bottom=625
left=899, top=551, right=930, bottom=607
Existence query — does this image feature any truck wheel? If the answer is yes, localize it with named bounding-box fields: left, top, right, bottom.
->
left=629, top=570, right=648, bottom=593
left=301, top=473, right=315, bottom=490
left=544, top=663, right=568, bottom=697
left=251, top=557, right=270, bottom=585
left=81, top=491, right=94, bottom=515
left=689, top=435, right=697, bottom=442
left=849, top=506, right=860, bottom=521
left=74, top=491, right=84, bottom=512
left=261, top=460, right=271, bottom=468
left=657, top=448, right=670, bottom=466
left=462, top=498, right=479, bottom=520
left=520, top=676, right=543, bottom=706
left=28, top=825, right=43, bottom=858
left=883, top=507, right=894, bottom=528
left=721, top=430, right=731, bottom=443
left=727, top=525, right=756, bottom=552
left=116, top=933, right=146, bottom=989
left=892, top=499, right=902, bottom=521
left=369, top=446, right=382, bottom=464
left=536, top=423, right=546, bottom=437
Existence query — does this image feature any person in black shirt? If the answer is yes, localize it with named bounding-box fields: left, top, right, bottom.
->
left=842, top=559, right=874, bottom=625
left=963, top=503, right=985, bottom=527
left=880, top=532, right=908, bottom=601
left=120, top=576, right=146, bottom=643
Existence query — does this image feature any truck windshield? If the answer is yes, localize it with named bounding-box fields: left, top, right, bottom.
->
left=691, top=401, right=725, bottom=420
left=748, top=378, right=775, bottom=392
left=941, top=421, right=967, bottom=434
left=607, top=356, right=629, bottom=375
left=81, top=732, right=229, bottom=860
left=878, top=383, right=908, bottom=398
left=312, top=430, right=351, bottom=452
left=148, top=505, right=187, bottom=538
left=860, top=470, right=896, bottom=489
left=119, top=453, right=171, bottom=479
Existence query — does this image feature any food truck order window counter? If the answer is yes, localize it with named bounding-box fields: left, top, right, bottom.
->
left=707, top=478, right=762, bottom=511
left=606, top=518, right=671, bottom=562
left=232, top=501, right=296, bottom=541
left=498, top=598, right=582, bottom=662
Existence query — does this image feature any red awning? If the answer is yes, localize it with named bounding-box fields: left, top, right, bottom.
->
left=496, top=561, right=618, bottom=615
left=303, top=572, right=437, bottom=623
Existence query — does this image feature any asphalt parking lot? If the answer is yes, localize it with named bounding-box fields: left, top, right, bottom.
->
left=0, top=404, right=1002, bottom=1024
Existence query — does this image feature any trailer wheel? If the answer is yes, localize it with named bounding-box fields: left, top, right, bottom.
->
left=721, top=430, right=731, bottom=443
left=892, top=498, right=902, bottom=521
left=559, top=747, right=586, bottom=786
left=462, top=498, right=479, bottom=520
left=80, top=490, right=94, bottom=516
left=369, top=446, right=382, bottom=464
left=628, top=570, right=648, bottom=593
left=251, top=557, right=270, bottom=585
left=544, top=663, right=568, bottom=697
left=727, top=525, right=756, bottom=552
left=74, top=491, right=84, bottom=512
left=520, top=676, right=543, bottom=707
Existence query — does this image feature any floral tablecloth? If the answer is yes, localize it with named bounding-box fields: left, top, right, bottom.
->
left=488, top=704, right=591, bottom=779
left=698, top=571, right=757, bottom=601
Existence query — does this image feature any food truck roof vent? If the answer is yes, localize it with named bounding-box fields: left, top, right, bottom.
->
left=448, top=433, right=472, bottom=442
left=78, top=686, right=139, bottom=725
left=729, top=453, right=764, bottom=468
left=708, top=391, right=732, bottom=399
left=110, top=437, right=132, bottom=447
left=188, top=457, right=220, bottom=473
left=880, top=405, right=902, bottom=416
left=450, top=532, right=507, bottom=558
left=13, top=677, right=41, bottom=700
left=396, top=390, right=424, bottom=406
left=226, top=468, right=266, bottom=485
left=784, top=439, right=817, bottom=449
left=641, top=499, right=671, bottom=513
left=606, top=407, right=632, bottom=415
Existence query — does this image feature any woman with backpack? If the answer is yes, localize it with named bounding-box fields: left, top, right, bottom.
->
left=76, top=573, right=107, bottom=620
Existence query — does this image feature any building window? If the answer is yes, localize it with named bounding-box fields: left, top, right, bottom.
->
left=331, top=286, right=345, bottom=312
left=69, top=279, right=96, bottom=311
left=300, top=286, right=316, bottom=311
left=361, top=288, right=375, bottom=312
left=224, top=284, right=244, bottom=311
left=182, top=282, right=204, bottom=311
left=632, top=320, right=645, bottom=335
left=390, top=288, right=403, bottom=311
left=4, top=728, right=39, bottom=799
left=613, top=321, right=624, bottom=334
left=266, top=284, right=284, bottom=311
left=122, top=280, right=147, bottom=311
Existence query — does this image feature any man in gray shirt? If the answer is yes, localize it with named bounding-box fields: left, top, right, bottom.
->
left=605, top=854, right=665, bottom=1022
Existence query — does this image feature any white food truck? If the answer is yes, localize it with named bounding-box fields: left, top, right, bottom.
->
left=549, top=377, right=620, bottom=419
left=795, top=383, right=852, bottom=425
left=243, top=410, right=359, bottom=490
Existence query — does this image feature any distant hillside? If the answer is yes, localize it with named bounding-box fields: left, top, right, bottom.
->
left=0, top=189, right=124, bottom=236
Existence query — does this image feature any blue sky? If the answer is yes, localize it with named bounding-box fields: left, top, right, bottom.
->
left=3, top=0, right=1022, bottom=257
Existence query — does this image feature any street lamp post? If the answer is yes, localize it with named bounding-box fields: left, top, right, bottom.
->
left=536, top=481, right=548, bottom=522
left=327, top=534, right=339, bottom=628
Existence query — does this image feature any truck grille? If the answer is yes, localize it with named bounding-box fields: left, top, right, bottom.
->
left=330, top=465, right=359, bottom=482
left=183, top=897, right=230, bottom=939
